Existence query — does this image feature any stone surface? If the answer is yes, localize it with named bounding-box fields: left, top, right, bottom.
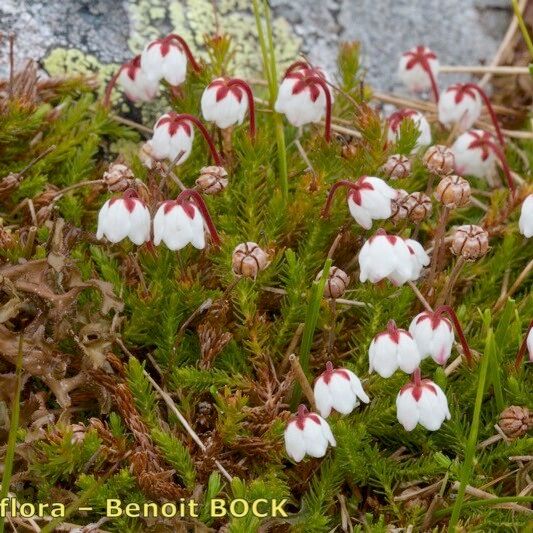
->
left=0, top=0, right=511, bottom=92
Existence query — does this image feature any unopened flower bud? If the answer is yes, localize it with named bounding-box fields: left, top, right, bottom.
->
left=341, top=143, right=357, bottom=159
left=403, top=192, right=432, bottom=223
left=316, top=266, right=350, bottom=299
left=196, top=166, right=228, bottom=195
left=391, top=189, right=409, bottom=221
left=0, top=173, right=20, bottom=197
left=232, top=242, right=269, bottom=279
left=382, top=154, right=411, bottom=180
left=451, top=224, right=489, bottom=260
left=434, top=175, right=471, bottom=208
left=103, top=163, right=135, bottom=193
left=139, top=142, right=156, bottom=170
left=423, top=145, right=455, bottom=175
left=498, top=406, right=532, bottom=439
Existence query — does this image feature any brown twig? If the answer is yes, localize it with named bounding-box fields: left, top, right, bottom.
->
left=288, top=353, right=316, bottom=410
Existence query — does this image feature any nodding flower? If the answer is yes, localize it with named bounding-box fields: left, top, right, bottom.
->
left=284, top=404, right=336, bottom=462
left=147, top=112, right=222, bottom=168
left=519, top=194, right=533, bottom=238
left=438, top=83, right=504, bottom=145
left=103, top=55, right=160, bottom=107
left=274, top=61, right=333, bottom=142
left=387, top=109, right=432, bottom=152
left=451, top=129, right=515, bottom=191
left=369, top=320, right=421, bottom=378
left=103, top=34, right=199, bottom=107
left=398, top=46, right=439, bottom=102
left=409, top=305, right=473, bottom=366
left=153, top=189, right=220, bottom=251
left=514, top=320, right=533, bottom=369
left=321, top=177, right=396, bottom=230
left=201, top=78, right=256, bottom=138
left=96, top=189, right=151, bottom=245
left=313, top=362, right=369, bottom=418
left=359, top=229, right=425, bottom=286
left=141, top=34, right=200, bottom=86
left=396, top=368, right=451, bottom=431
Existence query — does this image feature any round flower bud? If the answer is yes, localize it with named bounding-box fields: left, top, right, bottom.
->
left=196, top=166, right=228, bottom=195
left=434, top=175, right=471, bottom=208
left=391, top=189, right=409, bottom=221
left=103, top=163, right=135, bottom=193
left=423, top=144, right=455, bottom=175
left=139, top=141, right=157, bottom=170
left=316, top=266, right=350, bottom=299
left=232, top=242, right=269, bottom=279
left=382, top=154, right=411, bottom=180
left=403, top=192, right=432, bottom=223
left=498, top=406, right=532, bottom=439
left=341, top=143, right=357, bottom=159
left=451, top=225, right=489, bottom=260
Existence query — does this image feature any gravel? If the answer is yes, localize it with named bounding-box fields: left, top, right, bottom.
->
left=0, top=0, right=511, bottom=92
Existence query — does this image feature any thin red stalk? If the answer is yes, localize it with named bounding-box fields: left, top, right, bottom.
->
left=321, top=180, right=359, bottom=217
left=284, top=60, right=310, bottom=77
left=412, top=367, right=422, bottom=386
left=514, top=319, right=533, bottom=369
left=420, top=56, right=439, bottom=102
left=304, top=75, right=332, bottom=142
left=103, top=66, right=123, bottom=108
left=168, top=34, right=201, bottom=72
left=434, top=305, right=473, bottom=365
left=177, top=189, right=221, bottom=246
left=484, top=140, right=515, bottom=192
left=176, top=113, right=223, bottom=166
left=464, top=84, right=504, bottom=146
left=228, top=79, right=256, bottom=139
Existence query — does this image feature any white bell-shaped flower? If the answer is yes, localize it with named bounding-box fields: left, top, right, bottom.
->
left=409, top=311, right=454, bottom=365
left=274, top=62, right=333, bottom=141
left=201, top=78, right=255, bottom=135
left=96, top=189, right=151, bottom=245
left=153, top=189, right=220, bottom=251
left=322, top=177, right=396, bottom=229
left=313, top=362, right=369, bottom=418
left=388, top=109, right=432, bottom=151
left=451, top=129, right=515, bottom=191
left=438, top=84, right=482, bottom=132
left=398, top=46, right=439, bottom=100
left=284, top=405, right=336, bottom=462
left=359, top=230, right=417, bottom=286
left=451, top=129, right=496, bottom=179
left=396, top=369, right=451, bottom=431
left=369, top=320, right=421, bottom=378
left=405, top=238, right=430, bottom=281
left=148, top=112, right=222, bottom=168
left=519, top=194, right=533, bottom=238
left=140, top=34, right=200, bottom=86
left=106, top=56, right=160, bottom=104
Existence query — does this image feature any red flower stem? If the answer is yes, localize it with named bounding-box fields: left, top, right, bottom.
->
left=464, top=84, right=504, bottom=146
left=321, top=180, right=358, bottom=217
left=176, top=113, right=223, bottom=166
left=297, top=404, right=309, bottom=420
left=102, top=66, right=123, bottom=108
left=412, top=367, right=422, bottom=386
left=484, top=140, right=515, bottom=192
left=227, top=79, right=256, bottom=140
left=420, top=56, right=440, bottom=103
left=176, top=189, right=221, bottom=246
left=434, top=305, right=473, bottom=365
left=514, top=319, right=533, bottom=370
left=284, top=60, right=311, bottom=77
left=168, top=34, right=201, bottom=72
left=303, top=76, right=332, bottom=142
